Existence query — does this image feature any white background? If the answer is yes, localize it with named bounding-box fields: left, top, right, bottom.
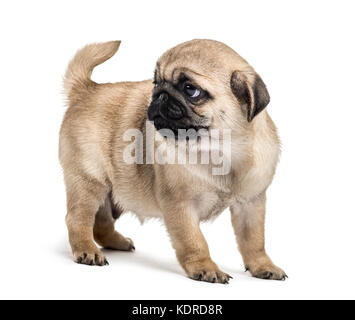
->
left=0, top=0, right=354, bottom=300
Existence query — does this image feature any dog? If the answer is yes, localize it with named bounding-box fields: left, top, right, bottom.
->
left=59, top=40, right=286, bottom=283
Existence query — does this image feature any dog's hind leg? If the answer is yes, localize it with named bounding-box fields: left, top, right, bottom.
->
left=65, top=173, right=109, bottom=266
left=93, top=195, right=135, bottom=252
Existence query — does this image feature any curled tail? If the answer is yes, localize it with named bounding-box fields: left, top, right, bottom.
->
left=64, top=41, right=121, bottom=97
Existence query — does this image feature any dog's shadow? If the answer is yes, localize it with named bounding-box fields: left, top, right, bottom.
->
left=57, top=243, right=182, bottom=275
left=57, top=243, right=247, bottom=279
left=102, top=248, right=183, bottom=275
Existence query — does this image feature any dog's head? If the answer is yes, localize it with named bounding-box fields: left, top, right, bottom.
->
left=147, top=39, right=270, bottom=136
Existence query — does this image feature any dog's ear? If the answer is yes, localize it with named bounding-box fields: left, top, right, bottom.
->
left=231, top=71, right=270, bottom=122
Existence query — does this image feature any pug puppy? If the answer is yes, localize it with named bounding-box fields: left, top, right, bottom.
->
left=59, top=40, right=287, bottom=283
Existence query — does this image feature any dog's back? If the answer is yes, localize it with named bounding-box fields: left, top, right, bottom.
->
left=60, top=41, right=153, bottom=173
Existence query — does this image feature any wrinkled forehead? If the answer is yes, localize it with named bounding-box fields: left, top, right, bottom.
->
left=156, top=63, right=226, bottom=94
left=155, top=40, right=250, bottom=86
left=156, top=63, right=218, bottom=85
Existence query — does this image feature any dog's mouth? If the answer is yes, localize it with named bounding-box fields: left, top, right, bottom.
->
left=149, top=115, right=209, bottom=140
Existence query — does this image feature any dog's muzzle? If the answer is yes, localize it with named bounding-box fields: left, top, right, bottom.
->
left=148, top=92, right=186, bottom=121
left=147, top=92, right=189, bottom=133
left=147, top=90, right=210, bottom=138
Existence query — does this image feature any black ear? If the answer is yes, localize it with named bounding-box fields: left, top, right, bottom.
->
left=231, top=71, right=270, bottom=122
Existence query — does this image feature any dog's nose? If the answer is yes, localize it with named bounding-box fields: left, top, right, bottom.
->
left=157, top=92, right=169, bottom=103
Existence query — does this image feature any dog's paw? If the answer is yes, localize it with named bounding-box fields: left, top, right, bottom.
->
left=125, top=237, right=136, bottom=251
left=74, top=249, right=108, bottom=267
left=185, top=259, right=233, bottom=284
left=247, top=263, right=287, bottom=281
left=101, top=233, right=135, bottom=252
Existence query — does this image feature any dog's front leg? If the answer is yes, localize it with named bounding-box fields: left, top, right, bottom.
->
left=164, top=205, right=232, bottom=284
left=231, top=193, right=287, bottom=280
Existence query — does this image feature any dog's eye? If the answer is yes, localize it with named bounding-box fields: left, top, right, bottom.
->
left=184, top=84, right=201, bottom=98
